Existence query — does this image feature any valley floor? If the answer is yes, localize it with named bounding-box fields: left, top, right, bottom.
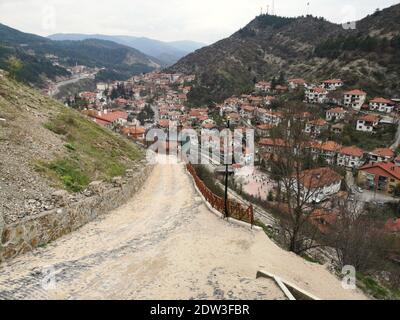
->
left=0, top=162, right=366, bottom=300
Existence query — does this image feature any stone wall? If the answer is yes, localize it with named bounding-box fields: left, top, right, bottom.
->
left=0, top=161, right=153, bottom=263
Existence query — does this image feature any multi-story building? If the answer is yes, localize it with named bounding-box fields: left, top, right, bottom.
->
left=369, top=97, right=394, bottom=113
left=305, top=87, right=328, bottom=104
left=337, top=146, right=364, bottom=169
left=368, top=148, right=395, bottom=164
left=326, top=107, right=346, bottom=122
left=358, top=162, right=400, bottom=195
left=344, top=89, right=367, bottom=110
left=356, top=114, right=380, bottom=133
left=305, top=119, right=328, bottom=136
left=322, top=79, right=344, bottom=91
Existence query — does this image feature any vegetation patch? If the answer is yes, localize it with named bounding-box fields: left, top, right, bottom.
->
left=357, top=273, right=400, bottom=300
left=43, top=107, right=143, bottom=192
left=321, top=123, right=397, bottom=152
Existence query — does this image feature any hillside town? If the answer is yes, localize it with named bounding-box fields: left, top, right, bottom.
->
left=3, top=0, right=400, bottom=303
left=56, top=71, right=400, bottom=237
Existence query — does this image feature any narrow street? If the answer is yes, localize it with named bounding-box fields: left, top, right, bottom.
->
left=50, top=73, right=95, bottom=97
left=391, top=120, right=400, bottom=150
left=0, top=162, right=366, bottom=300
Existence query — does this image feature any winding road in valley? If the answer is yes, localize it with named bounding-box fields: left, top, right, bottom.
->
left=0, top=162, right=366, bottom=300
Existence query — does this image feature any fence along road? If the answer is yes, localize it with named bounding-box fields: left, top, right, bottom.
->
left=0, top=160, right=366, bottom=300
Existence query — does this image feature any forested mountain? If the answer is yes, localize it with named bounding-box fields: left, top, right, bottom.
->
left=48, top=33, right=206, bottom=66
left=169, top=4, right=400, bottom=105
left=0, top=23, right=160, bottom=86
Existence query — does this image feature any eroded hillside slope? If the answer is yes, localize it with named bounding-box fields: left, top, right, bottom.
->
left=0, top=73, right=143, bottom=224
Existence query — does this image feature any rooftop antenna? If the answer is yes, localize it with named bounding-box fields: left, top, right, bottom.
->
left=306, top=2, right=311, bottom=16
left=260, top=7, right=263, bottom=15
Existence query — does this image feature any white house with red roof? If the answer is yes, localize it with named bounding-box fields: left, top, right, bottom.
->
left=288, top=78, right=306, bottom=90
left=369, top=97, right=394, bottom=113
left=93, top=110, right=128, bottom=128
left=80, top=91, right=98, bottom=104
left=286, top=167, right=343, bottom=203
left=255, top=108, right=282, bottom=125
left=322, top=79, right=343, bottom=91
left=337, top=146, right=365, bottom=169
left=240, top=105, right=256, bottom=120
left=358, top=162, right=400, bottom=195
left=258, top=138, right=287, bottom=153
left=368, top=148, right=395, bottom=164
left=255, top=81, right=271, bottom=93
left=305, top=87, right=328, bottom=104
left=264, top=96, right=276, bottom=106
left=305, top=119, right=328, bottom=135
left=326, top=107, right=346, bottom=122
left=356, top=114, right=380, bottom=133
left=344, top=89, right=367, bottom=110
left=310, top=141, right=342, bottom=165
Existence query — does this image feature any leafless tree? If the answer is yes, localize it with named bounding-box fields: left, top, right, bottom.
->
left=266, top=106, right=332, bottom=254
left=326, top=198, right=388, bottom=272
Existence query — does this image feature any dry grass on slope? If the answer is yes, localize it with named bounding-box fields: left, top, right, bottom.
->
left=0, top=76, right=143, bottom=223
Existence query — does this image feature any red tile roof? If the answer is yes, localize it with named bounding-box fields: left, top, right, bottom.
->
left=309, top=119, right=328, bottom=126
left=311, top=87, right=327, bottom=94
left=327, top=107, right=346, bottom=114
left=288, top=78, right=306, bottom=85
left=358, top=114, right=380, bottom=122
left=258, top=138, right=286, bottom=147
left=298, top=167, right=342, bottom=189
left=371, top=148, right=395, bottom=158
left=323, top=79, right=343, bottom=84
left=121, top=127, right=146, bottom=136
left=242, top=105, right=255, bottom=112
left=345, top=89, right=367, bottom=96
left=340, top=146, right=364, bottom=157
left=320, top=141, right=342, bottom=152
left=385, top=218, right=400, bottom=233
left=95, top=110, right=128, bottom=123
left=359, top=162, right=400, bottom=181
left=310, top=209, right=338, bottom=233
left=370, top=97, right=393, bottom=104
left=256, top=124, right=274, bottom=130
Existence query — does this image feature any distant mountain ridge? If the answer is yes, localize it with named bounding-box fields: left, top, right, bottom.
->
left=48, top=33, right=206, bottom=66
left=0, top=23, right=161, bottom=86
left=169, top=4, right=400, bottom=105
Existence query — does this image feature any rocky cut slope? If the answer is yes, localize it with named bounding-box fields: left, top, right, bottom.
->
left=169, top=4, right=400, bottom=105
left=0, top=73, right=143, bottom=225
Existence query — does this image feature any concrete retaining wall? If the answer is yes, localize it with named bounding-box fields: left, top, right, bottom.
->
left=0, top=162, right=153, bottom=263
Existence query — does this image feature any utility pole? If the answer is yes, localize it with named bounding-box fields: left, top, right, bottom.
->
left=224, top=117, right=231, bottom=219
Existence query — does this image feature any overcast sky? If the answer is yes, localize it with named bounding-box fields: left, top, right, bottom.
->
left=0, top=0, right=398, bottom=44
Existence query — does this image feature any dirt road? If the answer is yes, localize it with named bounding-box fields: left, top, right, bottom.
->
left=0, top=162, right=366, bottom=300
